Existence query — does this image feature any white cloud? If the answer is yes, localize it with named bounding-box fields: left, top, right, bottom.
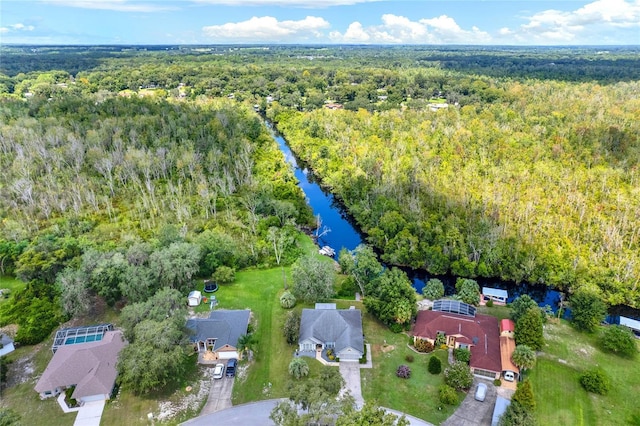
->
left=43, top=0, right=175, bottom=12
left=501, top=0, right=640, bottom=44
left=1, top=23, right=36, bottom=33
left=330, top=14, right=491, bottom=44
left=202, top=16, right=330, bottom=42
left=192, top=0, right=379, bottom=7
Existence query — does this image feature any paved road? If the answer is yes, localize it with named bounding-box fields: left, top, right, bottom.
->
left=182, top=399, right=283, bottom=426
left=441, top=379, right=497, bottom=426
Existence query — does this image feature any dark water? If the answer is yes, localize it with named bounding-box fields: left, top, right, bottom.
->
left=268, top=121, right=638, bottom=321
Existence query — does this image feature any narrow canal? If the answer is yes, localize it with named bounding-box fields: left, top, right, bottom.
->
left=267, top=120, right=639, bottom=321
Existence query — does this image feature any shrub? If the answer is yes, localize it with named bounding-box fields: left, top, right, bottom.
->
left=279, top=291, right=297, bottom=309
left=499, top=401, right=535, bottom=426
left=444, top=361, right=473, bottom=391
left=435, top=333, right=446, bottom=347
left=405, top=354, right=414, bottom=363
left=601, top=325, right=637, bottom=358
left=212, top=266, right=235, bottom=284
left=512, top=380, right=535, bottom=410
left=389, top=323, right=404, bottom=333
left=288, top=358, right=310, bottom=379
left=580, top=368, right=611, bottom=395
left=423, top=278, right=445, bottom=300
left=486, top=299, right=494, bottom=307
left=414, top=338, right=435, bottom=353
left=439, top=385, right=458, bottom=405
left=493, top=379, right=502, bottom=387
left=283, top=310, right=301, bottom=345
left=454, top=348, right=471, bottom=364
left=327, top=349, right=336, bottom=360
left=428, top=355, right=442, bottom=374
left=396, top=365, right=411, bottom=379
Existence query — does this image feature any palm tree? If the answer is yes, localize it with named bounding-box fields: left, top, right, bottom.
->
left=512, top=344, right=537, bottom=374
left=237, top=333, right=256, bottom=359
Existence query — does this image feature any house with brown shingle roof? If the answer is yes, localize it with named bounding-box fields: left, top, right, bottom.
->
left=35, top=330, right=126, bottom=403
left=412, top=309, right=502, bottom=380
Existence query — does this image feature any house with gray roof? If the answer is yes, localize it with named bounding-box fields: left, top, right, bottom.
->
left=34, top=330, right=126, bottom=403
left=299, top=304, right=364, bottom=361
left=186, top=310, right=250, bottom=361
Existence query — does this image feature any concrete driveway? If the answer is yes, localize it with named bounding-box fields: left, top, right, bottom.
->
left=441, top=379, right=497, bottom=426
left=339, top=361, right=364, bottom=408
left=199, top=373, right=234, bottom=416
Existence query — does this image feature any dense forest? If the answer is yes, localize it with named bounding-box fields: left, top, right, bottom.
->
left=0, top=88, right=313, bottom=343
left=0, top=45, right=639, bottom=347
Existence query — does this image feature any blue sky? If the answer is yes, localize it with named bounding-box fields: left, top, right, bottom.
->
left=1, top=0, right=639, bottom=45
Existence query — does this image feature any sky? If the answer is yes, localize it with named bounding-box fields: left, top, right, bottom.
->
left=1, top=0, right=639, bottom=45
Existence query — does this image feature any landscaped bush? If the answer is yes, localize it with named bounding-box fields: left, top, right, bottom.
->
left=486, top=299, right=494, bottom=307
left=600, top=325, right=637, bottom=358
left=439, top=384, right=458, bottom=405
left=405, top=354, right=414, bottom=363
left=389, top=323, right=404, bottom=333
left=580, top=368, right=611, bottom=395
left=396, top=365, right=412, bottom=379
left=454, top=348, right=471, bottom=364
left=435, top=333, right=446, bottom=347
left=414, top=338, right=434, bottom=353
left=499, top=401, right=535, bottom=426
left=327, top=349, right=336, bottom=360
left=279, top=291, right=296, bottom=309
left=283, top=310, right=300, bottom=345
left=512, top=380, right=536, bottom=410
left=444, top=361, right=473, bottom=391
left=423, top=278, right=445, bottom=300
left=428, top=355, right=442, bottom=374
left=493, top=379, right=502, bottom=387
left=212, top=266, right=235, bottom=284
left=359, top=344, right=368, bottom=364
left=288, top=358, right=310, bottom=379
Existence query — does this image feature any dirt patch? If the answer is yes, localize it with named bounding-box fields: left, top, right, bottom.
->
left=155, top=366, right=214, bottom=422
left=6, top=349, right=36, bottom=388
left=381, top=345, right=395, bottom=353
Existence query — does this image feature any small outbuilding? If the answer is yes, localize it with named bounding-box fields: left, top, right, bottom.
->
left=482, top=287, right=508, bottom=305
left=188, top=290, right=202, bottom=307
left=0, top=334, right=15, bottom=356
left=620, top=316, right=640, bottom=337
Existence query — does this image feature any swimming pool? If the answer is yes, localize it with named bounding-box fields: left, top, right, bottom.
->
left=64, top=333, right=104, bottom=345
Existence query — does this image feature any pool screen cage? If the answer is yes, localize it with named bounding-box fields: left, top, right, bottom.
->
left=52, top=323, right=114, bottom=353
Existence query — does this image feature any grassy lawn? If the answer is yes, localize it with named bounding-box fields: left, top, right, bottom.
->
left=477, top=304, right=511, bottom=320
left=529, top=320, right=640, bottom=426
left=357, top=301, right=459, bottom=425
left=0, top=275, right=26, bottom=302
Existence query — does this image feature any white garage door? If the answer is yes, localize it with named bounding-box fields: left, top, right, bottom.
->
left=218, top=351, right=239, bottom=360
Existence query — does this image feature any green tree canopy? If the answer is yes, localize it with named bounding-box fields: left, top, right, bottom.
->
left=570, top=290, right=607, bottom=333
left=510, top=295, right=539, bottom=324
left=291, top=255, right=335, bottom=303
left=515, top=308, right=544, bottom=351
left=423, top=278, right=445, bottom=300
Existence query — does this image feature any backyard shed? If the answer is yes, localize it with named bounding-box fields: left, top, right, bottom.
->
left=482, top=287, right=508, bottom=304
left=188, top=290, right=202, bottom=307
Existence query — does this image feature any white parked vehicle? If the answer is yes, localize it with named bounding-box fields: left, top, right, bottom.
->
left=213, top=363, right=225, bottom=379
left=474, top=383, right=487, bottom=402
left=504, top=371, right=516, bottom=382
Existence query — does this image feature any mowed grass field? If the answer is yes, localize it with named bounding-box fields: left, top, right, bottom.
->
left=529, top=320, right=640, bottom=426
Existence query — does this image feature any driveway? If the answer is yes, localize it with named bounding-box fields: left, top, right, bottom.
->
left=339, top=361, right=364, bottom=408
left=199, top=373, right=234, bottom=415
left=73, top=400, right=105, bottom=426
left=441, top=379, right=497, bottom=426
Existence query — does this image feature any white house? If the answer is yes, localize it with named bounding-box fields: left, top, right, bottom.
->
left=188, top=290, right=202, bottom=307
left=0, top=334, right=15, bottom=356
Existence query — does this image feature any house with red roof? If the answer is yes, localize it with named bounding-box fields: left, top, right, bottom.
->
left=412, top=306, right=502, bottom=380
